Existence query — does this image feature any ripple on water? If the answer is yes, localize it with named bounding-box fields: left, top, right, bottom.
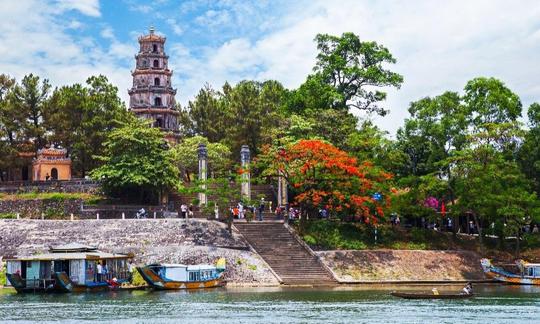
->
left=0, top=286, right=539, bottom=323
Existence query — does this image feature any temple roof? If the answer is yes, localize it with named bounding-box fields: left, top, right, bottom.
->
left=139, top=27, right=166, bottom=42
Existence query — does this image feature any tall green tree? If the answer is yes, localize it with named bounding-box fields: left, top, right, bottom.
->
left=172, top=136, right=231, bottom=182
left=452, top=144, right=538, bottom=252
left=45, top=75, right=129, bottom=176
left=91, top=117, right=179, bottom=204
left=183, top=83, right=230, bottom=142
left=295, top=32, right=403, bottom=115
left=8, top=74, right=50, bottom=152
left=518, top=103, right=540, bottom=196
left=0, top=74, right=17, bottom=180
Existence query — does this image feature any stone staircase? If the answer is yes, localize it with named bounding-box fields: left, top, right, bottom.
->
left=234, top=222, right=337, bottom=286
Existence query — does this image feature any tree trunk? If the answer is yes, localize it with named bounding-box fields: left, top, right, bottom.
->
left=515, top=230, right=521, bottom=258
left=473, top=214, right=483, bottom=253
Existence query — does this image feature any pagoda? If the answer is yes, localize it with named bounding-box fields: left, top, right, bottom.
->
left=128, top=27, right=180, bottom=143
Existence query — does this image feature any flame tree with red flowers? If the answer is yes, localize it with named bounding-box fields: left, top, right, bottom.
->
left=262, top=139, right=393, bottom=223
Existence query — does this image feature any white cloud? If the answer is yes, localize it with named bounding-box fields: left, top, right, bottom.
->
left=166, top=18, right=183, bottom=36
left=100, top=26, right=115, bottom=40
left=169, top=0, right=540, bottom=135
left=55, top=0, right=101, bottom=17
left=0, top=0, right=130, bottom=106
left=67, top=19, right=83, bottom=29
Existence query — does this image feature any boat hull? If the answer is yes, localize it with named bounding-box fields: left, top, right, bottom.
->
left=391, top=292, right=473, bottom=299
left=137, top=266, right=225, bottom=290
left=53, top=272, right=118, bottom=293
left=481, top=259, right=540, bottom=285
left=6, top=273, right=55, bottom=293
left=7, top=272, right=126, bottom=294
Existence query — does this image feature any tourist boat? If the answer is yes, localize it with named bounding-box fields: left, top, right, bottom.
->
left=137, top=258, right=226, bottom=290
left=481, top=258, right=540, bottom=285
left=390, top=291, right=473, bottom=299
left=5, top=243, right=131, bottom=293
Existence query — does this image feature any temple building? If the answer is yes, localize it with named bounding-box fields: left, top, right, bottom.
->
left=128, top=27, right=180, bottom=143
left=32, top=147, right=72, bottom=181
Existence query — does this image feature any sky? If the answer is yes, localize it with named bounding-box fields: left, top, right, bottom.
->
left=0, top=0, right=539, bottom=136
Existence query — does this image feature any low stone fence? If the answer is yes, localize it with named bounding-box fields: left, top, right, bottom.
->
left=0, top=179, right=99, bottom=194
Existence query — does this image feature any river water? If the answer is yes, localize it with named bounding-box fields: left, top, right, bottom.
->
left=1, top=284, right=539, bottom=323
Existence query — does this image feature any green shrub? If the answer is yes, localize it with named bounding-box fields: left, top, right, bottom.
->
left=0, top=263, right=6, bottom=286
left=0, top=213, right=16, bottom=219
left=44, top=206, right=65, bottom=219
left=303, top=234, right=317, bottom=245
left=248, top=264, right=257, bottom=271
left=523, top=233, right=540, bottom=249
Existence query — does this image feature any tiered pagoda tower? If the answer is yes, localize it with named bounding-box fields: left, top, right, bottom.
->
left=128, top=27, right=180, bottom=143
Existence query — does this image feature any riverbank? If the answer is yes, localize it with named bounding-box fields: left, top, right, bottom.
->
left=1, top=219, right=489, bottom=286
left=317, top=249, right=485, bottom=282
left=0, top=219, right=279, bottom=285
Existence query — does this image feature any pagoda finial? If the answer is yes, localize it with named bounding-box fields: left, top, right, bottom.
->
left=149, top=25, right=155, bottom=34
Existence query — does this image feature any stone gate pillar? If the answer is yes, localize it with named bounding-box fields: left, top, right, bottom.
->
left=277, top=147, right=288, bottom=208
left=197, top=143, right=208, bottom=206
left=240, top=145, right=251, bottom=202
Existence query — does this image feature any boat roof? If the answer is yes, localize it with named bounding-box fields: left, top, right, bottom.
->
left=148, top=263, right=216, bottom=270
left=50, top=243, right=97, bottom=252
left=6, top=251, right=129, bottom=261
left=523, top=263, right=540, bottom=267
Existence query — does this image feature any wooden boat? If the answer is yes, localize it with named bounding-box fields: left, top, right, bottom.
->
left=137, top=258, right=226, bottom=290
left=390, top=291, right=473, bottom=299
left=5, top=243, right=131, bottom=293
left=481, top=258, right=540, bottom=285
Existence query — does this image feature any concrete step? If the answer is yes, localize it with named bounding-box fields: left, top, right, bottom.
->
left=234, top=222, right=336, bottom=285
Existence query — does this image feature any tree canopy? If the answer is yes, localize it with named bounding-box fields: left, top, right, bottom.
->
left=91, top=117, right=179, bottom=203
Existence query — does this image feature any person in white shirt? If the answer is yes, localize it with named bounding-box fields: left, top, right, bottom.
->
left=96, top=262, right=103, bottom=282
left=180, top=204, right=188, bottom=218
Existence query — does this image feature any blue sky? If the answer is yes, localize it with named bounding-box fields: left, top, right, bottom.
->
left=1, top=0, right=539, bottom=135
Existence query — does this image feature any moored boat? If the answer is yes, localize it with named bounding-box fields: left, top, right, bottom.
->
left=390, top=291, right=473, bottom=299
left=137, top=258, right=226, bottom=290
left=481, top=258, right=540, bottom=285
left=5, top=243, right=131, bottom=293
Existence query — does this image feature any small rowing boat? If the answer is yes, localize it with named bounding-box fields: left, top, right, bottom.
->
left=390, top=291, right=473, bottom=299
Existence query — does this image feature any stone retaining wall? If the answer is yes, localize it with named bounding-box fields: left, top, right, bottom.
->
left=0, top=219, right=278, bottom=285
left=318, top=250, right=485, bottom=282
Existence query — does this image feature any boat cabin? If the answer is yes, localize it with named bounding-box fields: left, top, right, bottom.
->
left=148, top=264, right=220, bottom=282
left=518, top=261, right=540, bottom=277
left=5, top=243, right=130, bottom=290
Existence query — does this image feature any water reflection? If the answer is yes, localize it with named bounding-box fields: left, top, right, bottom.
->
left=1, top=285, right=539, bottom=323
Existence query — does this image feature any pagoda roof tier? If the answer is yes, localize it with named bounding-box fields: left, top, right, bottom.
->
left=138, top=33, right=165, bottom=43
left=132, top=68, right=173, bottom=76
left=128, top=86, right=177, bottom=95
left=130, top=107, right=181, bottom=115
left=135, top=53, right=169, bottom=59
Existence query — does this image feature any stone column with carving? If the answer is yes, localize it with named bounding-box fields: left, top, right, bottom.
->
left=240, top=145, right=251, bottom=202
left=197, top=143, right=208, bottom=206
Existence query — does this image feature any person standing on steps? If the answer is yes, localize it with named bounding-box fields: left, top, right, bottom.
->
left=180, top=203, right=187, bottom=218
left=258, top=198, right=265, bottom=221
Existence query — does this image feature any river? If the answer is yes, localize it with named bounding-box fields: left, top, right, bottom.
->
left=1, top=284, right=539, bottom=323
